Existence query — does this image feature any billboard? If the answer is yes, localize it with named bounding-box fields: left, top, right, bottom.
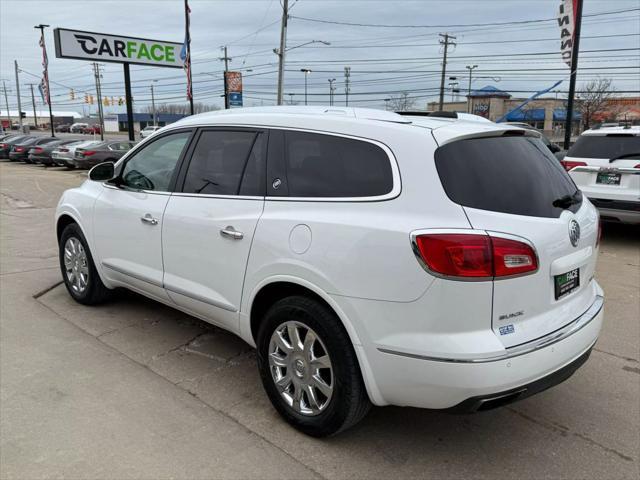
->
left=54, top=28, right=183, bottom=68
left=225, top=71, right=243, bottom=107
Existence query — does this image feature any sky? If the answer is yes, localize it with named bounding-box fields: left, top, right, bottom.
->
left=1, top=0, right=639, bottom=115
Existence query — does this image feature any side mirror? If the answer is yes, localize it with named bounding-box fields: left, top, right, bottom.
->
left=89, top=162, right=115, bottom=181
left=549, top=143, right=561, bottom=153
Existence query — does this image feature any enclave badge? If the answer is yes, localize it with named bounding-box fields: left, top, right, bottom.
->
left=568, top=219, right=580, bottom=247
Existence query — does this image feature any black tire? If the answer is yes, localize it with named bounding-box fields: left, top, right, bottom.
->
left=257, top=295, right=371, bottom=437
left=59, top=223, right=112, bottom=305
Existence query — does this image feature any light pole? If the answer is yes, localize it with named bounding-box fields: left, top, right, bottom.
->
left=274, top=40, right=330, bottom=105
left=465, top=65, right=478, bottom=113
left=448, top=81, right=459, bottom=102
left=150, top=80, right=157, bottom=126
left=328, top=78, right=336, bottom=106
left=300, top=69, right=312, bottom=105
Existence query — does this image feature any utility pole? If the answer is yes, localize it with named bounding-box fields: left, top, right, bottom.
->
left=150, top=82, right=156, bottom=126
left=2, top=80, right=11, bottom=129
left=28, top=84, right=38, bottom=128
left=465, top=65, right=478, bottom=113
left=328, top=78, right=336, bottom=106
left=344, top=66, right=351, bottom=106
left=276, top=0, right=289, bottom=105
left=438, top=33, right=456, bottom=111
left=14, top=61, right=23, bottom=131
left=220, top=46, right=232, bottom=109
left=92, top=62, right=105, bottom=140
left=564, top=0, right=583, bottom=149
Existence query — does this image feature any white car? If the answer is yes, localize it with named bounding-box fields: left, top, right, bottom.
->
left=562, top=126, right=640, bottom=224
left=55, top=106, right=603, bottom=436
left=140, top=125, right=162, bottom=139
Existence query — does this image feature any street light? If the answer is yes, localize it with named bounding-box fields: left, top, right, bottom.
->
left=300, top=69, right=312, bottom=105
left=465, top=65, right=478, bottom=113
left=274, top=40, right=330, bottom=105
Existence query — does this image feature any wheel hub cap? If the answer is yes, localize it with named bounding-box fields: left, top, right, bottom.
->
left=63, top=237, right=89, bottom=294
left=268, top=321, right=334, bottom=416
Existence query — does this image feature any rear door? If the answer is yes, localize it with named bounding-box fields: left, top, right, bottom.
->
left=434, top=133, right=600, bottom=348
left=161, top=128, right=267, bottom=332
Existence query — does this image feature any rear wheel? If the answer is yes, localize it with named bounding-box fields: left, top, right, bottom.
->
left=59, top=223, right=112, bottom=305
left=257, top=295, right=371, bottom=437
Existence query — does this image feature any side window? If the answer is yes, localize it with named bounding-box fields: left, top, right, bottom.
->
left=283, top=131, right=393, bottom=198
left=120, top=131, right=191, bottom=192
left=182, top=130, right=262, bottom=195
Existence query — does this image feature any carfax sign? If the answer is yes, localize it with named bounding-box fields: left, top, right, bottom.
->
left=54, top=28, right=183, bottom=68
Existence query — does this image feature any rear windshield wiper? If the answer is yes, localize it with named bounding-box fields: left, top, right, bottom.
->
left=610, top=152, right=640, bottom=162
left=553, top=190, right=583, bottom=209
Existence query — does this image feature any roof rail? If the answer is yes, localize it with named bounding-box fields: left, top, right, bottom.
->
left=397, top=110, right=459, bottom=119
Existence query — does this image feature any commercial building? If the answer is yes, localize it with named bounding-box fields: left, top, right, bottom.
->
left=104, top=113, right=187, bottom=134
left=0, top=109, right=82, bottom=130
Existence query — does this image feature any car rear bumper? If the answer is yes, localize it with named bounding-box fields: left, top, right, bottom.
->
left=347, top=290, right=603, bottom=409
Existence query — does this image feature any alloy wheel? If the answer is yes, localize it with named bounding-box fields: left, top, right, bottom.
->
left=63, top=237, right=89, bottom=294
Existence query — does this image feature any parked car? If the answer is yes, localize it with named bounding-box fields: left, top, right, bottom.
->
left=55, top=124, right=72, bottom=133
left=9, top=137, right=59, bottom=162
left=562, top=126, right=640, bottom=224
left=51, top=140, right=102, bottom=168
left=70, top=123, right=89, bottom=133
left=29, top=139, right=83, bottom=166
left=69, top=140, right=136, bottom=169
left=140, top=125, right=162, bottom=138
left=0, top=135, right=31, bottom=158
left=56, top=106, right=603, bottom=437
left=82, top=124, right=102, bottom=135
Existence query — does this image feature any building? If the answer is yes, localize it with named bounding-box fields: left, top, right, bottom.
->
left=0, top=109, right=82, bottom=130
left=104, top=113, right=187, bottom=134
left=428, top=85, right=582, bottom=135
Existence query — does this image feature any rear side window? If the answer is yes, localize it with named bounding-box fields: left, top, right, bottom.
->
left=283, top=131, right=393, bottom=198
left=567, top=134, right=640, bottom=159
left=182, top=130, right=262, bottom=195
left=435, top=136, right=579, bottom=218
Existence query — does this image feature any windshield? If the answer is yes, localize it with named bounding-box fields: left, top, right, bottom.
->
left=567, top=134, right=640, bottom=159
left=435, top=135, right=580, bottom=218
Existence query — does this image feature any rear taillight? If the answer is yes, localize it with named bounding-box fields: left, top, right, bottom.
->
left=15, top=147, right=24, bottom=152
left=83, top=150, right=96, bottom=156
left=0, top=143, right=6, bottom=148
left=413, top=233, right=538, bottom=279
left=560, top=160, right=587, bottom=172
left=634, top=164, right=640, bottom=169
left=33, top=147, right=43, bottom=153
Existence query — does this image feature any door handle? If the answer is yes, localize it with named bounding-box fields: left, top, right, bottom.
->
left=220, top=226, right=244, bottom=240
left=140, top=214, right=158, bottom=226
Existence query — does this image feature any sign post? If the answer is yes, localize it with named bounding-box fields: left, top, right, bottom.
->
left=54, top=28, right=183, bottom=140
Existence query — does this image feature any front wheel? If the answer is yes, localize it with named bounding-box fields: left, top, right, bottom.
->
left=257, top=296, right=371, bottom=437
left=59, top=223, right=112, bottom=305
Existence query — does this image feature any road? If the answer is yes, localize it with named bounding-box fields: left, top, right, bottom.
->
left=1, top=160, right=638, bottom=479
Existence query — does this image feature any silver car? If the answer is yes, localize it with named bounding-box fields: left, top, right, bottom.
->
left=51, top=140, right=102, bottom=167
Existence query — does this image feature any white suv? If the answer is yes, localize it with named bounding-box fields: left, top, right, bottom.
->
left=55, top=107, right=604, bottom=436
left=562, top=126, right=640, bottom=224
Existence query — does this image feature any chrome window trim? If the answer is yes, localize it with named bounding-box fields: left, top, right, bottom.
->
left=162, top=123, right=402, bottom=203
left=409, top=228, right=539, bottom=282
left=378, top=294, right=603, bottom=363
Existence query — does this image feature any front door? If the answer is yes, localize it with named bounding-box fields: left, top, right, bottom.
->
left=162, top=128, right=267, bottom=331
left=93, top=130, right=193, bottom=301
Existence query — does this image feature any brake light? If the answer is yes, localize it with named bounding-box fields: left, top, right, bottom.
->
left=413, top=233, right=537, bottom=279
left=0, top=143, right=6, bottom=148
left=33, top=147, right=43, bottom=154
left=14, top=147, right=24, bottom=152
left=560, top=160, right=587, bottom=172
left=83, top=150, right=96, bottom=156
left=635, top=164, right=640, bottom=169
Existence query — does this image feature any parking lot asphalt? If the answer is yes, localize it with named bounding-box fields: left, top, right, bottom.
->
left=1, top=160, right=638, bottom=479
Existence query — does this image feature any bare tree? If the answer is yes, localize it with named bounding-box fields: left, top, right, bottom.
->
left=576, top=78, right=616, bottom=129
left=386, top=92, right=417, bottom=112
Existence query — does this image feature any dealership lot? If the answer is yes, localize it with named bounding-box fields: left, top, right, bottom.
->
left=0, top=161, right=638, bottom=478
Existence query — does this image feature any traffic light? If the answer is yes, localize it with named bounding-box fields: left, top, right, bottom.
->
left=70, top=89, right=75, bottom=100
left=84, top=93, right=89, bottom=104
left=89, top=95, right=94, bottom=104
left=118, top=97, right=124, bottom=106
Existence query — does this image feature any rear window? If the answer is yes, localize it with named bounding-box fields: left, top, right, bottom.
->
left=435, top=135, right=579, bottom=218
left=567, top=134, right=640, bottom=159
left=284, top=131, right=393, bottom=198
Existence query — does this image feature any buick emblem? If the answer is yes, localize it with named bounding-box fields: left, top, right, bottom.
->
left=568, top=220, right=581, bottom=247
